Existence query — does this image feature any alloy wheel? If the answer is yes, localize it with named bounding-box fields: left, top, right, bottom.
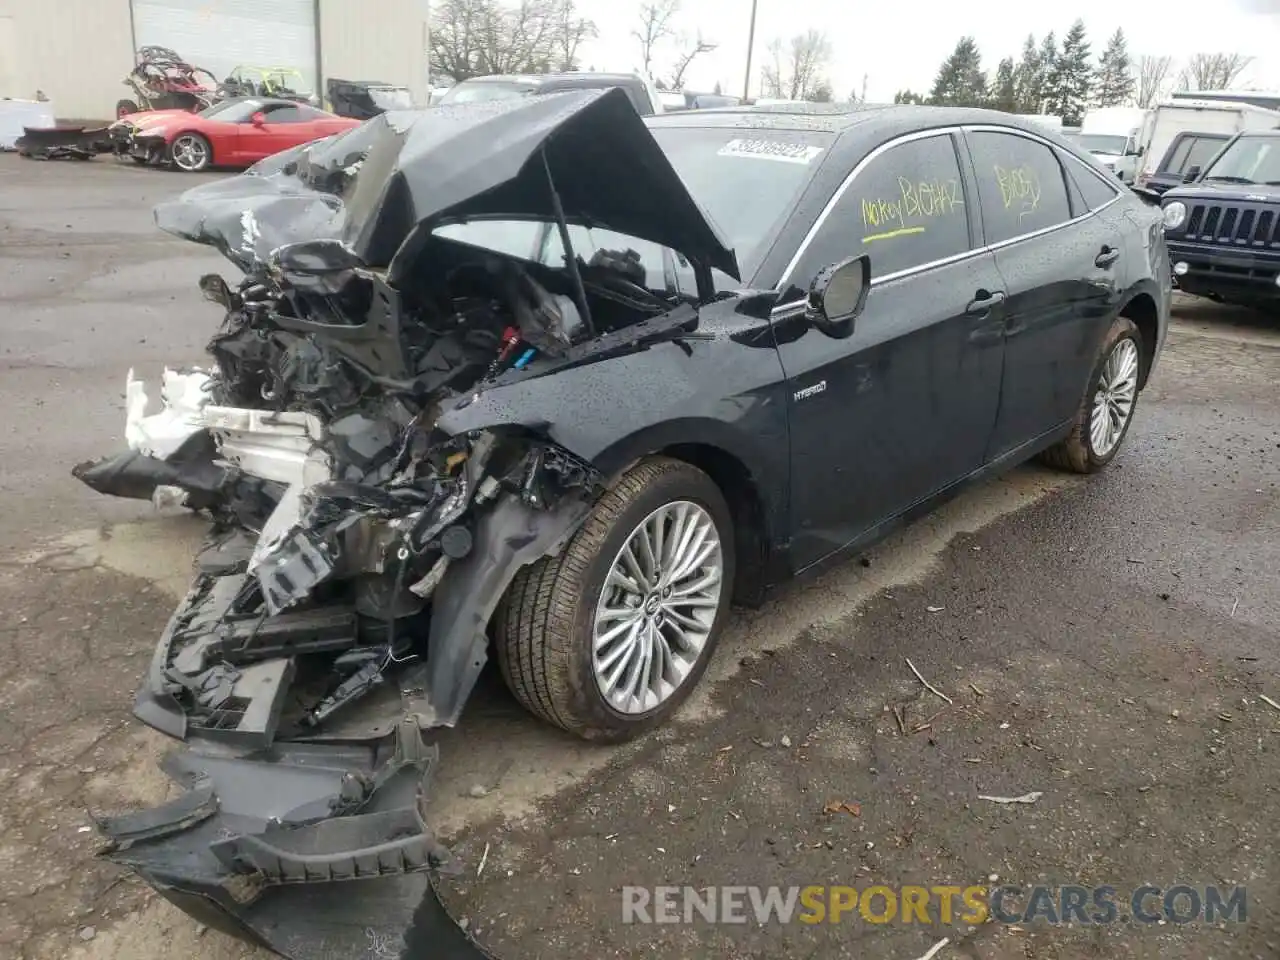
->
left=171, top=135, right=208, bottom=172
left=1090, top=337, right=1139, bottom=457
left=591, top=500, right=724, bottom=715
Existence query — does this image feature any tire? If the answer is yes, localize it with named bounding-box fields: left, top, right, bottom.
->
left=115, top=99, right=139, bottom=119
left=496, top=457, right=735, bottom=742
left=1040, top=315, right=1143, bottom=474
left=169, top=132, right=212, bottom=172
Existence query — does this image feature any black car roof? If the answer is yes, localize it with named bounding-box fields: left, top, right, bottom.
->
left=646, top=103, right=1073, bottom=138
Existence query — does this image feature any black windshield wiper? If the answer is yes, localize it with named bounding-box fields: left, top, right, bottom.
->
left=1204, top=175, right=1255, bottom=183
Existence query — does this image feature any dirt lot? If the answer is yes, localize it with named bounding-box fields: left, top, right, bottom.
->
left=2, top=153, right=1278, bottom=960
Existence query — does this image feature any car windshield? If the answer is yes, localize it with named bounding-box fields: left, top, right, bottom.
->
left=199, top=99, right=263, bottom=121
left=1202, top=136, right=1280, bottom=184
left=433, top=126, right=831, bottom=291
left=436, top=81, right=536, bottom=104
left=1076, top=134, right=1128, bottom=155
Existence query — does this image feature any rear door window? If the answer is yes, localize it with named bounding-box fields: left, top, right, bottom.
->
left=1062, top=156, right=1122, bottom=211
left=965, top=130, right=1074, bottom=244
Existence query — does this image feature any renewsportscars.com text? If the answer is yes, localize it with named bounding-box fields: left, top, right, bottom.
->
left=622, top=884, right=1247, bottom=926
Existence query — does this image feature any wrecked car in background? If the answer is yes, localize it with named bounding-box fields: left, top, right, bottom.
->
left=109, top=97, right=362, bottom=171
left=74, top=91, right=1169, bottom=957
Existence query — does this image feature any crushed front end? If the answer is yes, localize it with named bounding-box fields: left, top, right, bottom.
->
left=73, top=87, right=736, bottom=957
left=74, top=314, right=599, bottom=954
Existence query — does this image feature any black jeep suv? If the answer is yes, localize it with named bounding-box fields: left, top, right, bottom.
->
left=1160, top=129, right=1280, bottom=307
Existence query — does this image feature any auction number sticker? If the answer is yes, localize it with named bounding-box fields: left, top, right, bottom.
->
left=717, top=138, right=824, bottom=164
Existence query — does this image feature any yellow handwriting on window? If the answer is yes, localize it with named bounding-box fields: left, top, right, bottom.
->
left=993, top=165, right=1041, bottom=219
left=861, top=176, right=964, bottom=242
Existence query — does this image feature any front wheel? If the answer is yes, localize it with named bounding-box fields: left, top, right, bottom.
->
left=169, top=132, right=212, bottom=172
left=496, top=457, right=735, bottom=742
left=1040, top=315, right=1143, bottom=474
left=115, top=99, right=139, bottom=119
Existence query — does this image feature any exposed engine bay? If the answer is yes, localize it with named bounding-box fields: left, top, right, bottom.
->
left=76, top=235, right=682, bottom=745
left=69, top=87, right=740, bottom=958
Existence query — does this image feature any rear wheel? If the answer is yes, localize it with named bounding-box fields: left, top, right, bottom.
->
left=115, top=99, right=139, bottom=119
left=496, top=457, right=735, bottom=742
left=1040, top=315, right=1142, bottom=474
left=170, top=132, right=211, bottom=172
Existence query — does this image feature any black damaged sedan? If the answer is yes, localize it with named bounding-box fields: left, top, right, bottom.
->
left=75, top=89, right=1171, bottom=957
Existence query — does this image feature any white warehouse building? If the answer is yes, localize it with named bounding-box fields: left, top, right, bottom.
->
left=0, top=0, right=431, bottom=120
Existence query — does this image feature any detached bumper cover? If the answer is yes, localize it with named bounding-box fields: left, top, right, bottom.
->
left=97, top=720, right=491, bottom=958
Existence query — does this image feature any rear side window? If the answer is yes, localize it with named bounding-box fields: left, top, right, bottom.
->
left=966, top=130, right=1073, bottom=243
left=1063, top=157, right=1121, bottom=210
left=805, top=133, right=972, bottom=279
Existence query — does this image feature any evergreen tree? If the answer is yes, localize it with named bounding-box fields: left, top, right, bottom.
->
left=1044, top=20, right=1092, bottom=125
left=989, top=57, right=1017, bottom=113
left=929, top=37, right=987, bottom=107
left=1031, top=31, right=1057, bottom=113
left=1094, top=28, right=1135, bottom=106
left=1012, top=34, right=1042, bottom=114
left=893, top=89, right=926, bottom=104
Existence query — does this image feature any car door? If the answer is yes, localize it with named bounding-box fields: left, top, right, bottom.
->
left=961, top=127, right=1125, bottom=460
left=772, top=130, right=1007, bottom=570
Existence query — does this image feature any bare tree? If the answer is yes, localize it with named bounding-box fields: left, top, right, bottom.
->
left=632, top=0, right=680, bottom=77
left=668, top=34, right=717, bottom=89
left=760, top=30, right=832, bottom=100
left=430, top=0, right=597, bottom=82
left=430, top=0, right=489, bottom=82
left=1180, top=52, right=1254, bottom=91
left=1135, top=54, right=1174, bottom=108
left=553, top=0, right=597, bottom=71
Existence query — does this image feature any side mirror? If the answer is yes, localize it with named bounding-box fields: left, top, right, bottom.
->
left=1137, top=145, right=1145, bottom=157
left=1183, top=165, right=1201, bottom=183
left=251, top=111, right=266, bottom=126
left=807, top=254, right=870, bottom=339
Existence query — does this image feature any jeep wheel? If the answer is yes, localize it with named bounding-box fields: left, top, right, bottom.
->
left=496, top=457, right=735, bottom=742
left=1040, top=315, right=1142, bottom=474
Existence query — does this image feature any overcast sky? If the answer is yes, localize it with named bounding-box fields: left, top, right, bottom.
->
left=572, top=0, right=1280, bottom=102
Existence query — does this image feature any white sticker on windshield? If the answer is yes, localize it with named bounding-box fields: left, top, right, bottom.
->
left=717, top=138, right=824, bottom=164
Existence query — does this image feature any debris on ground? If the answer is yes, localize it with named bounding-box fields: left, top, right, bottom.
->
left=906, top=657, right=953, bottom=704
left=978, top=791, right=1043, bottom=804
left=913, top=937, right=950, bottom=960
left=822, top=800, right=861, bottom=817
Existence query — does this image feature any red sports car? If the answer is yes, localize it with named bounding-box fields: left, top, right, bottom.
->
left=109, top=97, right=363, bottom=172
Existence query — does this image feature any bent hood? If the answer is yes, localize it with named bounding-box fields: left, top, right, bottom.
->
left=153, top=87, right=740, bottom=281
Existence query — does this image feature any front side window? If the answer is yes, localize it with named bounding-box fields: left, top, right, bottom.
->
left=1162, top=135, right=1227, bottom=175
left=802, top=133, right=973, bottom=280
left=966, top=130, right=1073, bottom=244
left=262, top=104, right=304, bottom=123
